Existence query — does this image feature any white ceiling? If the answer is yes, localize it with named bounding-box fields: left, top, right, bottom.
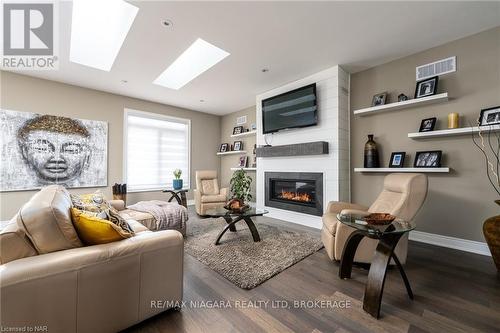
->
left=11, top=1, right=500, bottom=115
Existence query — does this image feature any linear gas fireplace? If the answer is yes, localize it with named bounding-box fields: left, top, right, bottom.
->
left=265, top=172, right=323, bottom=216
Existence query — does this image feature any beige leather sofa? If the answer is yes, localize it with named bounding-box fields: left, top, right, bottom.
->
left=193, top=170, right=228, bottom=215
left=0, top=185, right=183, bottom=333
left=321, top=173, right=428, bottom=264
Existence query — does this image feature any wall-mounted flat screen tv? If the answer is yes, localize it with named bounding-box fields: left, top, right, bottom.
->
left=262, top=83, right=317, bottom=134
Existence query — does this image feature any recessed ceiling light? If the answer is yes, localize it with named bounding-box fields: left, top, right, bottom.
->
left=70, top=0, right=139, bottom=71
left=162, top=19, right=173, bottom=28
left=154, top=38, right=230, bottom=90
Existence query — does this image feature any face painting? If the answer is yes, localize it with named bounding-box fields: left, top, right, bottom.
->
left=21, top=130, right=90, bottom=183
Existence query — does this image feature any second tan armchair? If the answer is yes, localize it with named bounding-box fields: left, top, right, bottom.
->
left=321, top=173, right=428, bottom=264
left=194, top=170, right=228, bottom=215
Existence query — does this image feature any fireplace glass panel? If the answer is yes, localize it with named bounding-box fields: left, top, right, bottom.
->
left=270, top=179, right=316, bottom=206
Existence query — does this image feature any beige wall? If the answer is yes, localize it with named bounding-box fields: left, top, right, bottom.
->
left=350, top=27, right=500, bottom=242
left=0, top=71, right=220, bottom=220
left=219, top=106, right=257, bottom=201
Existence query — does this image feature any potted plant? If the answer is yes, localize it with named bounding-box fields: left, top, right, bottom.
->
left=172, top=169, right=183, bottom=190
left=227, top=169, right=252, bottom=211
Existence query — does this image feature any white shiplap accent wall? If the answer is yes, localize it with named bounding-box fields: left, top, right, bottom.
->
left=256, top=66, right=350, bottom=229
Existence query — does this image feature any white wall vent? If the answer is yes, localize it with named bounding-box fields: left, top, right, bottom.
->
left=236, top=115, right=247, bottom=125
left=416, top=56, right=456, bottom=80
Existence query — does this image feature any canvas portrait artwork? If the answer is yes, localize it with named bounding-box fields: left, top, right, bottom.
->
left=0, top=109, right=108, bottom=191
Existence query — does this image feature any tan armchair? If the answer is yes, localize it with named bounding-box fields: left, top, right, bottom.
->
left=194, top=170, right=228, bottom=215
left=322, top=173, right=428, bottom=264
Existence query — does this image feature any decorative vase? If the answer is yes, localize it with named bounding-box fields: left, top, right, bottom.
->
left=483, top=200, right=500, bottom=271
left=364, top=134, right=380, bottom=168
left=173, top=179, right=183, bottom=190
left=448, top=112, right=459, bottom=129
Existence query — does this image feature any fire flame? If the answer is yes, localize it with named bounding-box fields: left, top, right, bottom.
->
left=279, top=190, right=312, bottom=203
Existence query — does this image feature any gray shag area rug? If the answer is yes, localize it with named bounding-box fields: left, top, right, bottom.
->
left=184, top=214, right=323, bottom=289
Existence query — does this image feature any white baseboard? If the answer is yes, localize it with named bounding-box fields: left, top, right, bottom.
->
left=409, top=230, right=491, bottom=257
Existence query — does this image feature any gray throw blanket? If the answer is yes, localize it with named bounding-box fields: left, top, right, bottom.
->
left=127, top=200, right=188, bottom=234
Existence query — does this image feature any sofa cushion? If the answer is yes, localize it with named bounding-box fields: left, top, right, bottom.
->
left=71, top=208, right=133, bottom=245
left=17, top=185, right=83, bottom=254
left=118, top=209, right=156, bottom=231
left=201, top=179, right=219, bottom=195
left=322, top=213, right=338, bottom=235
left=201, top=194, right=227, bottom=203
left=0, top=216, right=38, bottom=264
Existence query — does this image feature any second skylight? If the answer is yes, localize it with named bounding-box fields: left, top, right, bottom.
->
left=154, top=38, right=230, bottom=90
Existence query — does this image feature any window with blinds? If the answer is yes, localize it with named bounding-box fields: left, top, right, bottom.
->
left=124, top=109, right=190, bottom=192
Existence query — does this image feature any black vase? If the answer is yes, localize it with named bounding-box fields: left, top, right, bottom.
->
left=364, top=134, right=380, bottom=168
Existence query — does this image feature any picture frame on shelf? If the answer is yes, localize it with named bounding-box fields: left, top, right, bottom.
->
left=414, top=150, right=442, bottom=167
left=219, top=143, right=229, bottom=153
left=238, top=156, right=248, bottom=168
left=415, top=76, right=438, bottom=99
left=478, top=106, right=500, bottom=126
left=419, top=117, right=437, bottom=132
left=233, top=141, right=243, bottom=151
left=233, top=126, right=244, bottom=135
left=371, top=92, right=387, bottom=107
left=389, top=152, right=406, bottom=168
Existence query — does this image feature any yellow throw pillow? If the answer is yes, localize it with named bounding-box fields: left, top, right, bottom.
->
left=70, top=208, right=132, bottom=245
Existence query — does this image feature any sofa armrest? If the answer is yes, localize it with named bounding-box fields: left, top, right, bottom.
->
left=220, top=187, right=228, bottom=199
left=340, top=209, right=370, bottom=217
left=109, top=199, right=125, bottom=211
left=326, top=201, right=369, bottom=214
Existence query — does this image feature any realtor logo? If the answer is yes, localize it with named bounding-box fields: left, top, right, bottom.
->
left=1, top=1, right=59, bottom=70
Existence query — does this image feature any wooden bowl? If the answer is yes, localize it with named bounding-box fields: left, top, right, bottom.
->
left=364, top=213, right=396, bottom=225
left=223, top=204, right=250, bottom=213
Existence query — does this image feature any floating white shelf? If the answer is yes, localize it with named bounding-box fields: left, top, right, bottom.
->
left=216, top=150, right=247, bottom=156
left=230, top=167, right=257, bottom=171
left=354, top=167, right=450, bottom=173
left=408, top=125, right=500, bottom=139
left=231, top=130, right=257, bottom=138
left=353, top=93, right=449, bottom=116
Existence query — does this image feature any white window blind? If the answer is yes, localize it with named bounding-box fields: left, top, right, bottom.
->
left=125, top=109, right=190, bottom=192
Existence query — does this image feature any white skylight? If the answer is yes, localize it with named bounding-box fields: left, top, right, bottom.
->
left=70, top=0, right=139, bottom=71
left=154, top=38, right=230, bottom=90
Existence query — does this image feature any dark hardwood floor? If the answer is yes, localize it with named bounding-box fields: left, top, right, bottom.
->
left=125, top=214, right=500, bottom=333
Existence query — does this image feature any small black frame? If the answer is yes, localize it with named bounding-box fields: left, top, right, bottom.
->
left=389, top=152, right=406, bottom=168
left=478, top=106, right=500, bottom=126
left=414, top=150, right=442, bottom=168
left=233, top=126, right=244, bottom=135
left=419, top=117, right=437, bottom=132
left=233, top=141, right=243, bottom=151
left=415, top=76, right=439, bottom=99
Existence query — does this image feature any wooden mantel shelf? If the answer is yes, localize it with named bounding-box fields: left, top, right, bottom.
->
left=256, top=141, right=329, bottom=158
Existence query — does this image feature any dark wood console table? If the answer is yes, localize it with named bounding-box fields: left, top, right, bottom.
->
left=162, top=189, right=188, bottom=208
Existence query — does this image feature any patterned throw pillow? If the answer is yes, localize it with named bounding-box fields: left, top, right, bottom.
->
left=71, top=191, right=133, bottom=234
left=71, top=208, right=132, bottom=245
left=71, top=191, right=107, bottom=214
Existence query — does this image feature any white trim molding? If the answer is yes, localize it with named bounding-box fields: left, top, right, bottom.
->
left=409, top=230, right=491, bottom=256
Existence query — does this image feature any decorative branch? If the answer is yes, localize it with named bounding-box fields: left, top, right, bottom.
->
left=472, top=122, right=500, bottom=196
